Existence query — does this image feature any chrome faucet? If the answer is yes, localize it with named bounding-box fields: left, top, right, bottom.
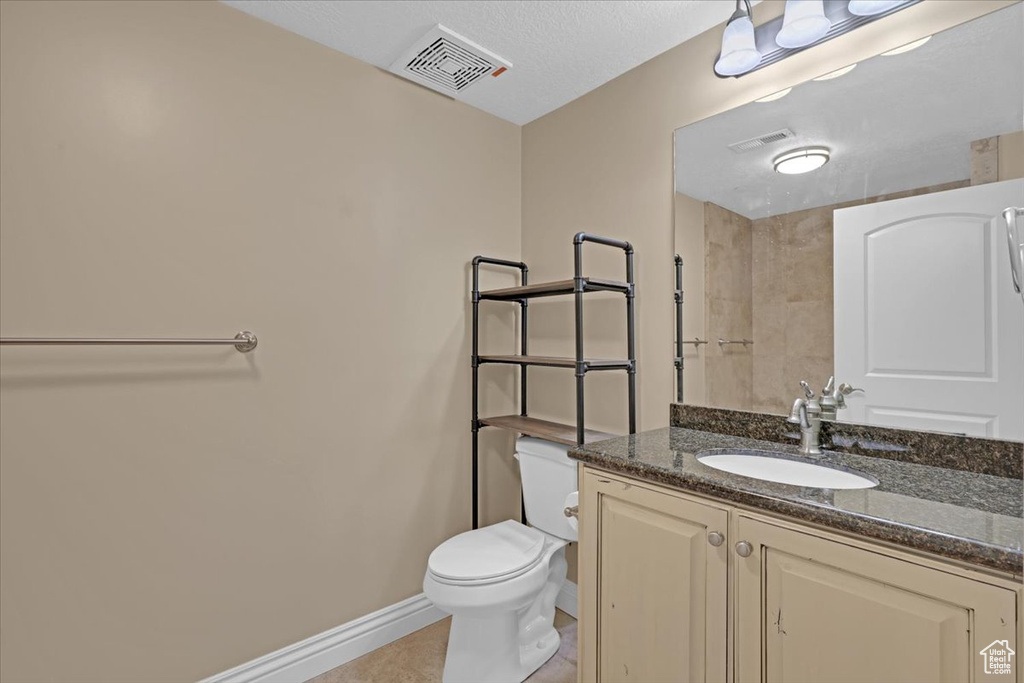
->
left=819, top=376, right=863, bottom=421
left=788, top=381, right=823, bottom=455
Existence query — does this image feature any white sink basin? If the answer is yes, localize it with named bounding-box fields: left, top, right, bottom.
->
left=697, top=451, right=878, bottom=490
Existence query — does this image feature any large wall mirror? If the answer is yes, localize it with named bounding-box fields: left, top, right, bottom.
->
left=673, top=3, right=1024, bottom=440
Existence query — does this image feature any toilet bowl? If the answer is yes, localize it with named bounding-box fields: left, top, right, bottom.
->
left=423, top=437, right=578, bottom=683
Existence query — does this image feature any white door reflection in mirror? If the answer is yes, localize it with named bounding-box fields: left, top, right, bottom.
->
left=834, top=179, right=1024, bottom=439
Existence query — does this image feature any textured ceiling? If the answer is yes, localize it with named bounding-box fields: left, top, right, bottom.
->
left=221, top=0, right=752, bottom=125
left=674, top=4, right=1024, bottom=220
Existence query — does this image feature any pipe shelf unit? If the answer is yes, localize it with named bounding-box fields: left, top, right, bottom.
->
left=471, top=233, right=637, bottom=529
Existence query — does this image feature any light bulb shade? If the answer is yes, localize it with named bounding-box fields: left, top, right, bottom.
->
left=715, top=16, right=762, bottom=76
left=774, top=147, right=830, bottom=174
left=848, top=0, right=904, bottom=16
left=775, top=0, right=831, bottom=49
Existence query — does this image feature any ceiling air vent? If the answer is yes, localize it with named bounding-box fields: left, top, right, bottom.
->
left=389, top=25, right=512, bottom=97
left=728, top=128, right=795, bottom=154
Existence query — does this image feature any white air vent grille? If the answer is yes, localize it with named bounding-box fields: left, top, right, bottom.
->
left=728, top=128, right=795, bottom=154
left=390, top=25, right=512, bottom=97
left=408, top=38, right=492, bottom=92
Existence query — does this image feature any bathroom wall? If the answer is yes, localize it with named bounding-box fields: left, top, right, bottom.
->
left=521, top=0, right=1009, bottom=435
left=0, top=2, right=521, bottom=681
left=521, top=0, right=1008, bottom=585
left=1001, top=131, right=1024, bottom=179
left=704, top=203, right=753, bottom=411
left=0, top=0, right=1012, bottom=679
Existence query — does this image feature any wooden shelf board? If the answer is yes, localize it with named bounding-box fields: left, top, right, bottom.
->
left=478, top=414, right=618, bottom=447
left=478, top=355, right=630, bottom=370
left=478, top=277, right=629, bottom=301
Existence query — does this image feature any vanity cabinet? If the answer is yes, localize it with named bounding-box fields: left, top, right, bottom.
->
left=579, top=469, right=730, bottom=683
left=735, top=514, right=1018, bottom=683
left=578, top=467, right=1021, bottom=683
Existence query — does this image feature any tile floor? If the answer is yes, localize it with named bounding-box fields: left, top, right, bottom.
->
left=309, top=609, right=577, bottom=683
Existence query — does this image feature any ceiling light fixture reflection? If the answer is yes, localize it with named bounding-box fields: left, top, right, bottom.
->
left=775, top=0, right=832, bottom=49
left=715, top=0, right=762, bottom=76
left=848, top=1, right=905, bottom=16
left=755, top=88, right=792, bottom=103
left=813, top=63, right=857, bottom=81
left=774, top=147, right=830, bottom=174
left=881, top=36, right=931, bottom=56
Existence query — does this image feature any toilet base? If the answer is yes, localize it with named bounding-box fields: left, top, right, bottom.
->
left=443, top=613, right=560, bottom=683
left=436, top=540, right=568, bottom=683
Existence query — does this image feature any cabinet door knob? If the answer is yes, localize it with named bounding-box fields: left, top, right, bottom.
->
left=708, top=531, right=724, bottom=547
left=735, top=541, right=753, bottom=557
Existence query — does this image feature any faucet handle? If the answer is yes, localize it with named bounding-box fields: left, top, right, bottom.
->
left=837, top=382, right=863, bottom=396
left=799, top=380, right=815, bottom=399
left=822, top=375, right=835, bottom=396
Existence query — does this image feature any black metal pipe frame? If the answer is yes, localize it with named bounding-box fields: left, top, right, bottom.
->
left=674, top=255, right=684, bottom=403
left=471, top=255, right=528, bottom=530
left=572, top=232, right=637, bottom=444
left=471, top=234, right=636, bottom=529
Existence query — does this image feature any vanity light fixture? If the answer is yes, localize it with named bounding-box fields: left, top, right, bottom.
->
left=813, top=63, right=857, bottom=81
left=714, top=0, right=762, bottom=77
left=774, top=147, right=830, bottom=174
left=714, top=0, right=920, bottom=78
left=848, top=0, right=905, bottom=16
left=755, top=87, right=793, bottom=103
left=776, top=0, right=831, bottom=49
left=880, top=35, right=931, bottom=56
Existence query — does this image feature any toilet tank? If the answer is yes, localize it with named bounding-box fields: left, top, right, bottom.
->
left=515, top=436, right=578, bottom=542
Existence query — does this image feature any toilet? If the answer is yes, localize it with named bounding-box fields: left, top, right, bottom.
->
left=423, top=436, right=578, bottom=683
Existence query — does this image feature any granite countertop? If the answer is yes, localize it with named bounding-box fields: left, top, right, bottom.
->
left=570, top=427, right=1023, bottom=574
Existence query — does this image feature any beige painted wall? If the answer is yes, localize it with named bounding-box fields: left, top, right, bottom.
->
left=1, top=0, right=1012, bottom=679
left=999, top=131, right=1024, bottom=181
left=0, top=2, right=522, bottom=681
left=522, top=0, right=1012, bottom=437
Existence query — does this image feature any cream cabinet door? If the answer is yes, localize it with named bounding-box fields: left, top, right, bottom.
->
left=735, top=514, right=1019, bottom=683
left=579, top=469, right=729, bottom=683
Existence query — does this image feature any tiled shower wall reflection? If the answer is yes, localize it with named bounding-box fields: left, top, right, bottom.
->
left=684, top=181, right=973, bottom=415
left=704, top=202, right=753, bottom=411
left=749, top=181, right=972, bottom=414
left=681, top=131, right=1021, bottom=416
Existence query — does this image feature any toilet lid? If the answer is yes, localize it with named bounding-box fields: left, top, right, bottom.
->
left=428, top=520, right=546, bottom=584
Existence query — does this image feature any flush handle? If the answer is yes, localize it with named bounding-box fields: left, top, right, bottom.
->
left=564, top=506, right=579, bottom=519
left=735, top=540, right=753, bottom=557
left=708, top=531, right=725, bottom=547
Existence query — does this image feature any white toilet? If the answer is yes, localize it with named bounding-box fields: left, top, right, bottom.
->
left=423, top=436, right=578, bottom=683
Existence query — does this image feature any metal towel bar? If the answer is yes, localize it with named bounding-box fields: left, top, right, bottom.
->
left=0, top=330, right=258, bottom=353
left=718, top=338, right=753, bottom=347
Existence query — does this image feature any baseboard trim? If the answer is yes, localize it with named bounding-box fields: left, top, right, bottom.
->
left=199, top=594, right=446, bottom=683
left=556, top=579, right=578, bottom=619
left=201, top=580, right=580, bottom=683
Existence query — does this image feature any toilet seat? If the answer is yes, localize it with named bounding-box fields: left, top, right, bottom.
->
left=428, top=520, right=546, bottom=586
